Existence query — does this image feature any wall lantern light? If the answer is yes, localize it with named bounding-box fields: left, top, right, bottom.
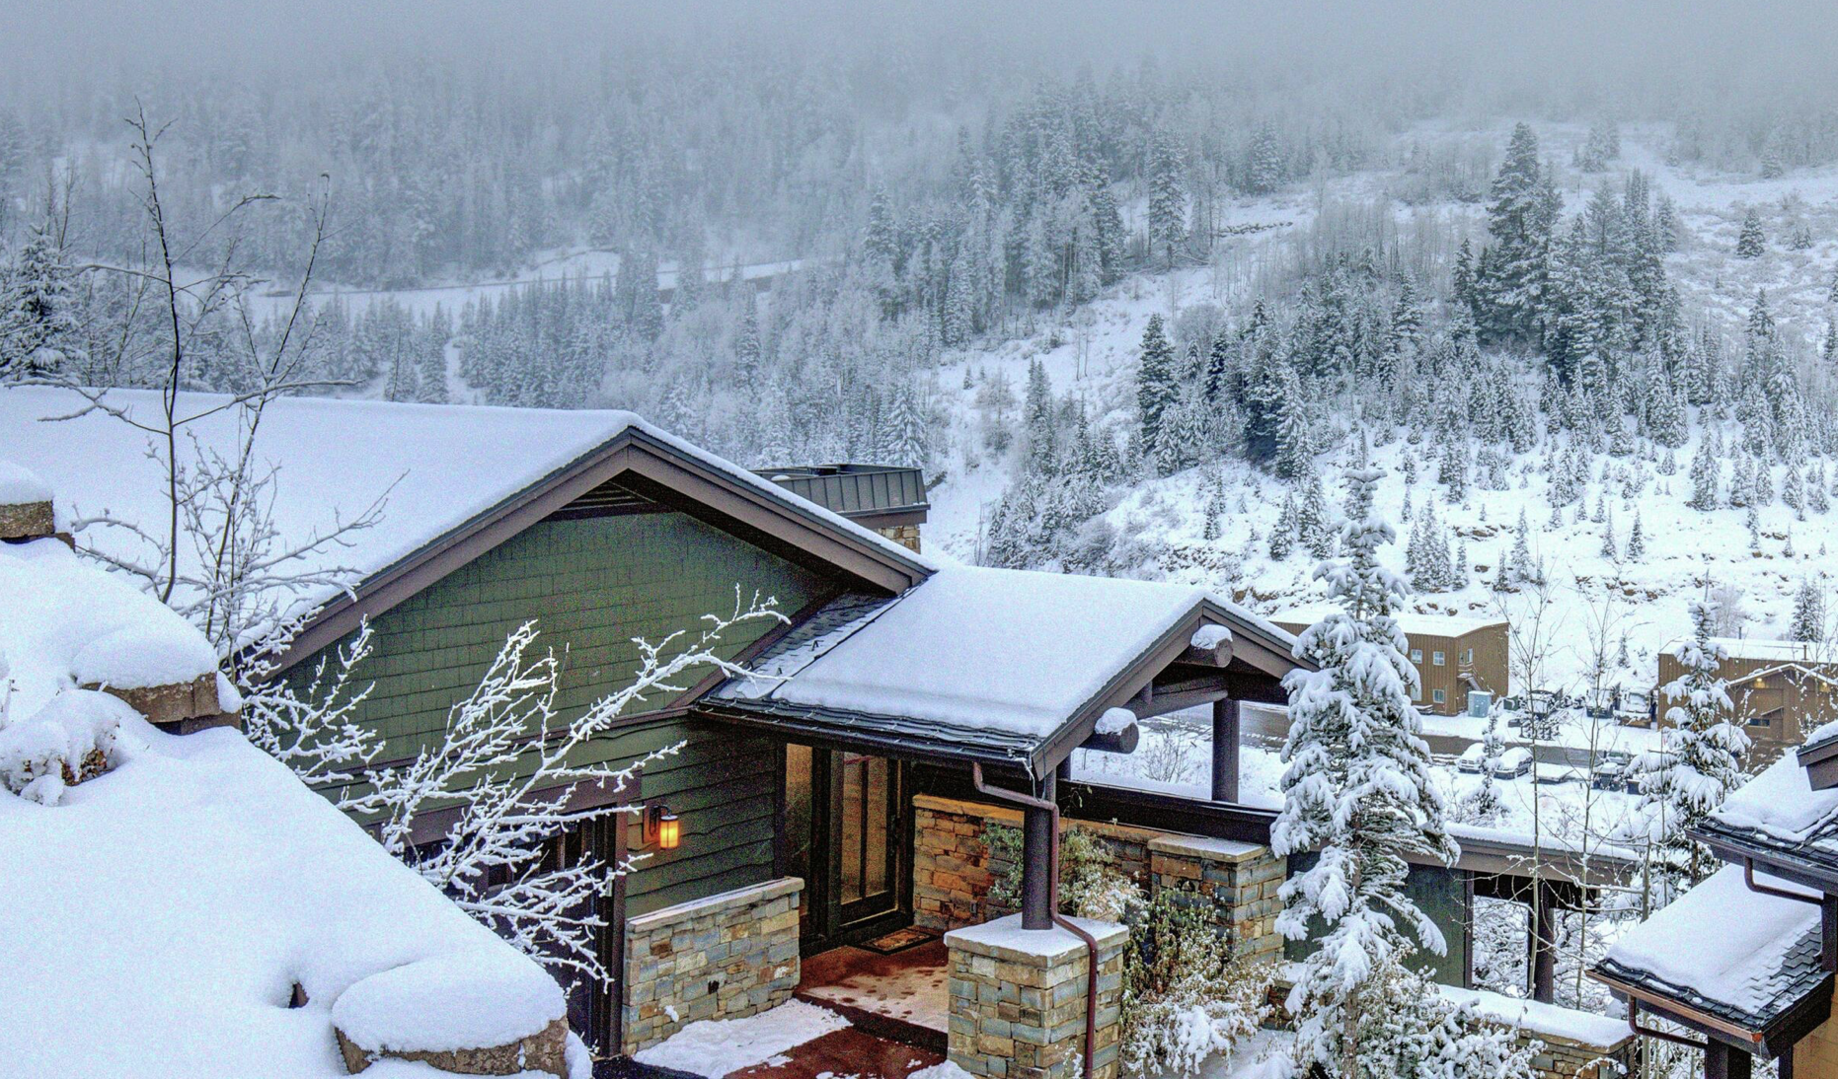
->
left=644, top=803, right=681, bottom=851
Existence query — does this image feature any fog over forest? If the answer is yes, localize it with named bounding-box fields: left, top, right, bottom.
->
left=15, top=0, right=1838, bottom=1066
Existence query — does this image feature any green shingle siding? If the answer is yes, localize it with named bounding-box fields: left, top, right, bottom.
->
left=288, top=509, right=825, bottom=914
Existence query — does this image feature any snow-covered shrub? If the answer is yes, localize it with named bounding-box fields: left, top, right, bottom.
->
left=1118, top=891, right=1271, bottom=1078
left=984, top=825, right=1142, bottom=922
left=0, top=690, right=141, bottom=805
left=1348, top=959, right=1538, bottom=1079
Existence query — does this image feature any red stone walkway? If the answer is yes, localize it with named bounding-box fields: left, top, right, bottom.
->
left=724, top=1027, right=943, bottom=1079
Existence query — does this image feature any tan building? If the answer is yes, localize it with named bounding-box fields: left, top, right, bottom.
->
left=1653, top=637, right=1838, bottom=761
left=1274, top=609, right=1510, bottom=716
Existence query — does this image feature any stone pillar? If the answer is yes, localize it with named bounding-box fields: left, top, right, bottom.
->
left=945, top=914, right=1128, bottom=1079
left=1147, top=834, right=1285, bottom=963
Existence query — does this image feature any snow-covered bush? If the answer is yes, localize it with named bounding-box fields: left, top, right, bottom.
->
left=1118, top=891, right=1271, bottom=1078
left=983, top=825, right=1142, bottom=922
left=0, top=690, right=141, bottom=805
left=1350, top=959, right=1538, bottom=1079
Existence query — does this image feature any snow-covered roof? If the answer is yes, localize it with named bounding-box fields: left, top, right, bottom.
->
left=0, top=507, right=572, bottom=1076
left=716, top=565, right=1291, bottom=753
left=0, top=387, right=929, bottom=636
left=1695, top=754, right=1838, bottom=874
left=1595, top=863, right=1825, bottom=1033
left=1700, top=637, right=1836, bottom=664
left=1271, top=605, right=1506, bottom=640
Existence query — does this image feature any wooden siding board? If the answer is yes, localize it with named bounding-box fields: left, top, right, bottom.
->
left=286, top=512, right=819, bottom=903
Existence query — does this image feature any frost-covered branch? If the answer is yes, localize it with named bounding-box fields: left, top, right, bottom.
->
left=294, top=590, right=789, bottom=987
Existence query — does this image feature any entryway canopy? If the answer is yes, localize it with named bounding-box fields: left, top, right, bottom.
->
left=700, top=564, right=1301, bottom=782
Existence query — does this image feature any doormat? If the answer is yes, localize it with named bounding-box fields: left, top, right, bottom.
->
left=858, top=927, right=938, bottom=955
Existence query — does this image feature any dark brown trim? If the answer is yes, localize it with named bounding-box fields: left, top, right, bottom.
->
left=834, top=508, right=930, bottom=530
left=263, top=427, right=929, bottom=674
left=666, top=589, right=842, bottom=712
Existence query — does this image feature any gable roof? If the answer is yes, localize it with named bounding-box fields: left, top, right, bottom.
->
left=708, top=565, right=1298, bottom=776
left=1695, top=754, right=1838, bottom=890
left=0, top=387, right=931, bottom=667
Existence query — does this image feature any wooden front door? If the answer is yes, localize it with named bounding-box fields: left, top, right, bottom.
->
left=782, top=743, right=911, bottom=949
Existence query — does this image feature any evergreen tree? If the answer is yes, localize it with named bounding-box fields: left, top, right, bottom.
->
left=0, top=220, right=81, bottom=379
left=1736, top=208, right=1765, bottom=258
left=1147, top=131, right=1188, bottom=268
left=1465, top=710, right=1508, bottom=821
left=1274, top=464, right=1458, bottom=1079
left=1478, top=123, right=1552, bottom=345
left=1022, top=358, right=1058, bottom=476
left=1136, top=315, right=1178, bottom=460
left=1201, top=470, right=1226, bottom=542
left=1600, top=505, right=1617, bottom=560
left=1633, top=600, right=1751, bottom=886
left=1627, top=511, right=1646, bottom=560
left=1791, top=578, right=1827, bottom=643
left=1246, top=123, right=1282, bottom=195
left=1688, top=433, right=1721, bottom=511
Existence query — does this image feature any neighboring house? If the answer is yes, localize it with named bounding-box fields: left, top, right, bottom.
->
left=1275, top=608, right=1510, bottom=716
left=1653, top=638, right=1838, bottom=762
left=0, top=466, right=577, bottom=1079
left=1591, top=729, right=1838, bottom=1079
left=5, top=388, right=1627, bottom=1079
left=759, top=462, right=929, bottom=552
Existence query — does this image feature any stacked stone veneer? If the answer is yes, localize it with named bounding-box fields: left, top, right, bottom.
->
left=913, top=794, right=1284, bottom=961
left=621, top=877, right=802, bottom=1055
left=1523, top=1028, right=1635, bottom=1079
left=878, top=523, right=922, bottom=553
left=945, top=915, right=1129, bottom=1079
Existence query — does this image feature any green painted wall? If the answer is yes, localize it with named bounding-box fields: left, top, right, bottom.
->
left=1282, top=855, right=1472, bottom=987
left=290, top=509, right=828, bottom=917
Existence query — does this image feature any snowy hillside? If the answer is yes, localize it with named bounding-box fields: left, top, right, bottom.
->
left=923, top=122, right=1838, bottom=698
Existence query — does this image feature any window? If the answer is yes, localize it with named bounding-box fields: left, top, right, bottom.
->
left=1432, top=689, right=1446, bottom=704
left=1461, top=648, right=1474, bottom=665
left=1749, top=715, right=1772, bottom=727
left=1410, top=648, right=1423, bottom=664
left=1433, top=650, right=1446, bottom=667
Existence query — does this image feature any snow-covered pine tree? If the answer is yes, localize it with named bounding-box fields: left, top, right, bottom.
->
left=1478, top=123, right=1552, bottom=345
left=1023, top=358, right=1058, bottom=477
left=1600, top=504, right=1617, bottom=560
left=1270, top=492, right=1298, bottom=561
left=1627, top=510, right=1645, bottom=560
left=1465, top=709, right=1508, bottom=822
left=1688, top=431, right=1721, bottom=511
left=1273, top=463, right=1459, bottom=1079
left=1633, top=599, right=1751, bottom=886
left=1136, top=315, right=1178, bottom=461
left=0, top=220, right=82, bottom=380
left=1147, top=131, right=1188, bottom=268
left=1201, top=470, right=1226, bottom=542
left=1791, top=578, right=1827, bottom=643
left=1736, top=207, right=1765, bottom=258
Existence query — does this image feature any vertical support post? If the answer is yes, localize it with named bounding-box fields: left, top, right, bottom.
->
left=1021, top=769, right=1057, bottom=930
left=1704, top=1042, right=1752, bottom=1079
left=1530, top=879, right=1558, bottom=1004
left=1211, top=698, right=1240, bottom=803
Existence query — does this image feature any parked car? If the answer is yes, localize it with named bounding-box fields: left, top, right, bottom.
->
left=1591, top=755, right=1634, bottom=792
left=1492, top=747, right=1535, bottom=779
left=1457, top=743, right=1488, bottom=773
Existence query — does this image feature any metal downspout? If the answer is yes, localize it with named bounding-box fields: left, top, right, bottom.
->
left=971, top=763, right=1100, bottom=1079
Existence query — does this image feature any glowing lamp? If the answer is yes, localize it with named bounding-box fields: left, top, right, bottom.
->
left=644, top=803, right=681, bottom=851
